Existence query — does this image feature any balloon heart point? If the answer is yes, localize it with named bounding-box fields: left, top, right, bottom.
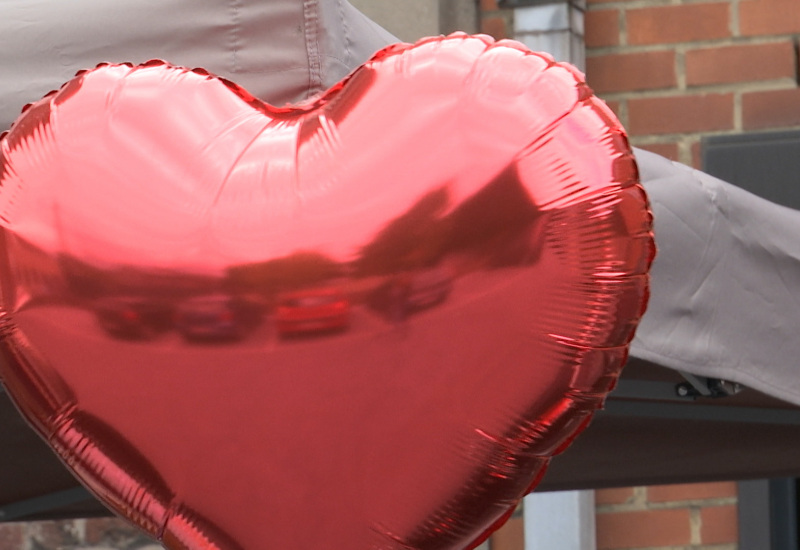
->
left=0, top=34, right=653, bottom=549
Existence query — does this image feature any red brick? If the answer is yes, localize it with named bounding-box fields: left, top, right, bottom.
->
left=692, top=139, right=703, bottom=169
left=0, top=524, right=24, bottom=548
left=648, top=481, right=737, bottom=502
left=86, top=517, right=125, bottom=543
left=743, top=88, right=800, bottom=129
left=596, top=487, right=635, bottom=505
left=686, top=41, right=795, bottom=86
left=481, top=16, right=507, bottom=40
left=596, top=508, right=692, bottom=549
left=628, top=93, right=734, bottom=135
left=740, top=0, right=800, bottom=36
left=701, top=505, right=739, bottom=544
left=480, top=0, right=499, bottom=11
left=490, top=516, right=525, bottom=550
left=638, top=142, right=679, bottom=161
left=586, top=51, right=676, bottom=94
left=586, top=10, right=620, bottom=48
left=627, top=3, right=731, bottom=45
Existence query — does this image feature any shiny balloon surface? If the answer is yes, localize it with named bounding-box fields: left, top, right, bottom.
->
left=0, top=34, right=653, bottom=549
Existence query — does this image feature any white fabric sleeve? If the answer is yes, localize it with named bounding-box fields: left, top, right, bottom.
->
left=0, top=0, right=396, bottom=132
left=631, top=149, right=800, bottom=405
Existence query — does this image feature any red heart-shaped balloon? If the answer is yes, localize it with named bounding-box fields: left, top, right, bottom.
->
left=0, top=34, right=653, bottom=549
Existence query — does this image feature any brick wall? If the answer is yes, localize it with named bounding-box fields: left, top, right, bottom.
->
left=489, top=513, right=525, bottom=549
left=479, top=0, right=512, bottom=40
left=584, top=0, right=800, bottom=167
left=595, top=482, right=738, bottom=550
left=482, top=0, right=800, bottom=168
left=489, top=482, right=739, bottom=550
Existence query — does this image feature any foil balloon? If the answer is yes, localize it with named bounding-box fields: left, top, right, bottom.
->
left=0, top=34, right=653, bottom=549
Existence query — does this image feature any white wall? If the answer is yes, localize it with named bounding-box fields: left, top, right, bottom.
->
left=524, top=491, right=596, bottom=550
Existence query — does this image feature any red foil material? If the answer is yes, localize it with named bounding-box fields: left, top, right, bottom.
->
left=0, top=34, right=654, bottom=549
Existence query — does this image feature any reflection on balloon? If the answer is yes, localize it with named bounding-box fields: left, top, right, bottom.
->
left=0, top=34, right=653, bottom=549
